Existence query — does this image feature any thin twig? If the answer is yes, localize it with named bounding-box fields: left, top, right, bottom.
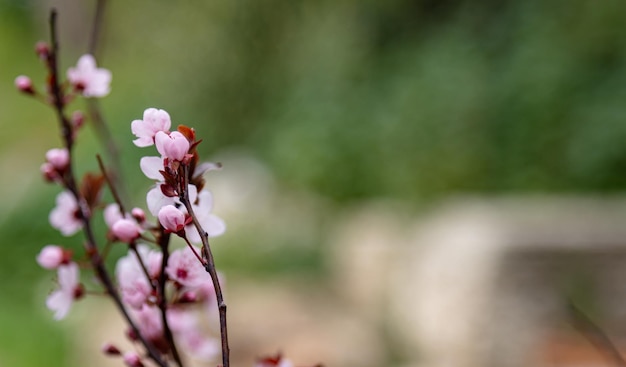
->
left=87, top=0, right=128, bottom=204
left=97, top=154, right=125, bottom=213
left=568, top=299, right=626, bottom=367
left=157, top=229, right=185, bottom=367
left=48, top=10, right=168, bottom=367
left=180, top=164, right=230, bottom=367
left=88, top=0, right=106, bottom=56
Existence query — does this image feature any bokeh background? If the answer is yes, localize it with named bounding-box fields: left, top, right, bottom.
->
left=2, top=0, right=626, bottom=366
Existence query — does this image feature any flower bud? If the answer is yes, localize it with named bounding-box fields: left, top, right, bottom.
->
left=40, top=162, right=58, bottom=182
left=15, top=75, right=35, bottom=94
left=37, top=245, right=65, bottom=269
left=101, top=343, right=121, bottom=356
left=72, top=111, right=85, bottom=129
left=123, top=352, right=144, bottom=367
left=155, top=131, right=190, bottom=161
left=131, top=207, right=146, bottom=223
left=35, top=41, right=49, bottom=59
left=111, top=219, right=141, bottom=243
left=158, top=205, right=186, bottom=233
left=45, top=148, right=70, bottom=171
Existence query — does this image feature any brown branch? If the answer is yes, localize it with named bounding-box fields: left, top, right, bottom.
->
left=179, top=164, right=230, bottom=367
left=48, top=9, right=168, bottom=367
left=568, top=299, right=626, bottom=367
left=88, top=0, right=106, bottom=56
left=157, top=229, right=185, bottom=367
left=97, top=154, right=126, bottom=213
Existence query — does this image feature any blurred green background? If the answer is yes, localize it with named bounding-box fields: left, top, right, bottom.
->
left=2, top=0, right=626, bottom=366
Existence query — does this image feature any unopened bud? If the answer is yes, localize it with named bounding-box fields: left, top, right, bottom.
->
left=112, top=219, right=141, bottom=243
left=126, top=327, right=138, bottom=342
left=45, top=148, right=70, bottom=171
left=15, top=75, right=34, bottom=94
left=73, top=284, right=85, bottom=300
left=71, top=111, right=85, bottom=129
left=101, top=343, right=121, bottom=356
left=36, top=245, right=64, bottom=269
left=179, top=291, right=198, bottom=303
left=131, top=208, right=146, bottom=223
left=35, top=41, right=49, bottom=59
left=40, top=162, right=58, bottom=182
left=123, top=352, right=144, bottom=367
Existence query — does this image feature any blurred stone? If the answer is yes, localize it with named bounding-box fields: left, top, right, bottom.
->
left=387, top=197, right=626, bottom=367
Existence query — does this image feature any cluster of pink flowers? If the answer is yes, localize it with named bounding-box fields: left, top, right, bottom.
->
left=20, top=27, right=317, bottom=366
left=24, top=47, right=228, bottom=365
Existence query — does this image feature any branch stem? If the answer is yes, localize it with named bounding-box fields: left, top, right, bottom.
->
left=179, top=164, right=230, bottom=367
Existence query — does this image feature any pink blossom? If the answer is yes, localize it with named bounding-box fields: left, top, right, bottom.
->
left=37, top=245, right=65, bottom=269
left=140, top=156, right=165, bottom=180
left=45, top=148, right=69, bottom=170
left=67, top=54, right=111, bottom=97
left=185, top=190, right=226, bottom=243
left=49, top=190, right=82, bottom=236
left=131, top=108, right=171, bottom=147
left=167, top=308, right=219, bottom=361
left=146, top=184, right=197, bottom=217
left=158, top=205, right=187, bottom=233
left=132, top=305, right=163, bottom=341
left=116, top=245, right=161, bottom=309
left=15, top=75, right=34, bottom=94
left=122, top=351, right=144, bottom=367
left=146, top=186, right=176, bottom=216
left=46, top=262, right=81, bottom=320
left=165, top=247, right=210, bottom=288
left=112, top=218, right=142, bottom=243
left=155, top=131, right=190, bottom=161
left=103, top=203, right=125, bottom=228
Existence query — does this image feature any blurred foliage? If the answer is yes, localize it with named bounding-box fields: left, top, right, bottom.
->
left=103, top=0, right=626, bottom=202
left=2, top=0, right=626, bottom=365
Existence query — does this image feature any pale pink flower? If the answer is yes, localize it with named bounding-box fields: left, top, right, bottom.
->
left=146, top=186, right=176, bottom=216
left=103, top=203, right=125, bottom=228
left=131, top=108, right=171, bottom=147
left=122, top=351, right=144, bottom=367
left=46, top=262, right=80, bottom=320
left=167, top=308, right=219, bottom=361
left=166, top=247, right=210, bottom=288
left=45, top=148, right=69, bottom=170
left=37, top=245, right=65, bottom=269
left=146, top=184, right=197, bottom=217
left=116, top=245, right=161, bottom=309
left=67, top=54, right=111, bottom=97
left=185, top=190, right=226, bottom=243
left=155, top=131, right=190, bottom=161
left=140, top=156, right=165, bottom=180
left=158, top=205, right=187, bottom=233
left=49, top=190, right=82, bottom=236
left=133, top=305, right=163, bottom=341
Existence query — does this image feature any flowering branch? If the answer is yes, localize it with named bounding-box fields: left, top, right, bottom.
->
left=19, top=6, right=321, bottom=367
left=45, top=9, right=168, bottom=367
